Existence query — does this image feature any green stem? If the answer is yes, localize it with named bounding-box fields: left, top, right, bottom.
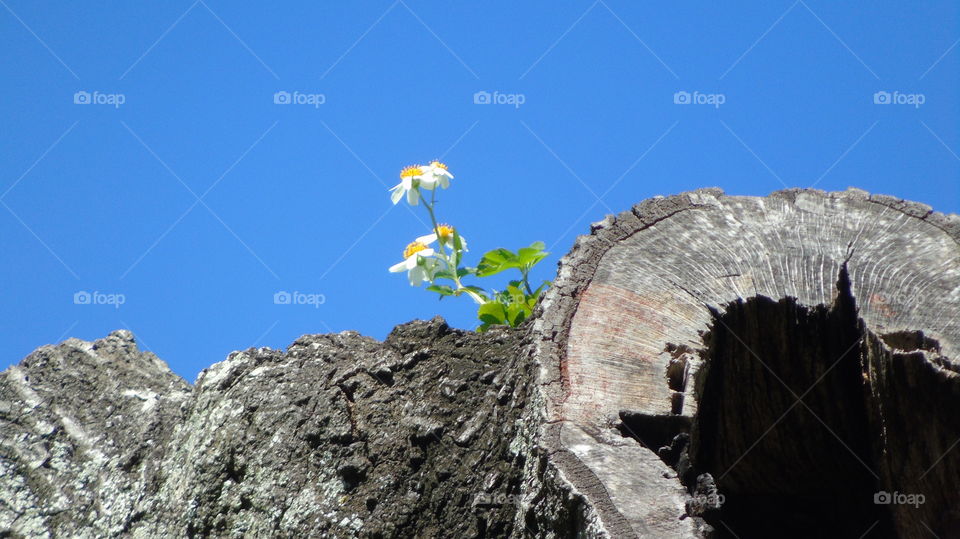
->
left=422, top=190, right=453, bottom=280
left=521, top=267, right=533, bottom=296
left=420, top=187, right=480, bottom=302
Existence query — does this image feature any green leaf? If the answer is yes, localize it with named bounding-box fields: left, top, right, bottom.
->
left=476, top=242, right=548, bottom=278
left=477, top=301, right=508, bottom=326
left=532, top=280, right=551, bottom=297
left=506, top=302, right=528, bottom=326
left=492, top=288, right=513, bottom=304
left=506, top=284, right=524, bottom=302
left=452, top=230, right=463, bottom=266
left=453, top=229, right=464, bottom=252
left=524, top=281, right=550, bottom=306
left=426, top=285, right=455, bottom=297
left=462, top=285, right=489, bottom=301
left=517, top=242, right=548, bottom=268
left=505, top=303, right=520, bottom=325
left=476, top=248, right=523, bottom=277
left=516, top=246, right=539, bottom=260
left=485, top=248, right=515, bottom=264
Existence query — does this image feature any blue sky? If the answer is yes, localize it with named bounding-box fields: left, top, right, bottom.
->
left=1, top=1, right=958, bottom=380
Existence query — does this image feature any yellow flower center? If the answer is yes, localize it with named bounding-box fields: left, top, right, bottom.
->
left=400, top=165, right=423, bottom=179
left=435, top=224, right=455, bottom=239
left=429, top=161, right=448, bottom=170
left=403, top=241, right=428, bottom=259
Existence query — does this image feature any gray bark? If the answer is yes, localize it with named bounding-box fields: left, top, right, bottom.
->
left=0, top=321, right=550, bottom=537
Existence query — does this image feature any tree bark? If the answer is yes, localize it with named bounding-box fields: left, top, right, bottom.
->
left=532, top=187, right=960, bottom=538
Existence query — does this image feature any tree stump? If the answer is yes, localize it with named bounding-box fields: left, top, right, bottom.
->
left=533, top=188, right=960, bottom=538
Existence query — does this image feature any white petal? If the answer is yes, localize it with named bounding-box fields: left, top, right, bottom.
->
left=438, top=176, right=450, bottom=189
left=390, top=186, right=403, bottom=205
left=420, top=248, right=435, bottom=257
left=402, top=177, right=413, bottom=190
left=407, top=187, right=419, bottom=206
left=415, top=233, right=438, bottom=245
left=389, top=260, right=407, bottom=272
left=408, top=265, right=425, bottom=286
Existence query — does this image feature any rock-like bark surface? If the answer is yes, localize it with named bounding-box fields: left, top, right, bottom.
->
left=1, top=188, right=958, bottom=538
left=1, top=320, right=549, bottom=538
left=0, top=330, right=191, bottom=537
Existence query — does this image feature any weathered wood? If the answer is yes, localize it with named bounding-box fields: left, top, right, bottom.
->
left=533, top=188, right=960, bottom=538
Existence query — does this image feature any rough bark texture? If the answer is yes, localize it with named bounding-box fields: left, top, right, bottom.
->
left=1, top=188, right=958, bottom=538
left=0, top=320, right=552, bottom=538
left=531, top=187, right=960, bottom=538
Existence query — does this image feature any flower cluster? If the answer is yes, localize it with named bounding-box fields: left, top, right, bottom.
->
left=387, top=224, right=468, bottom=286
left=387, top=161, right=549, bottom=330
left=388, top=240, right=436, bottom=286
left=389, top=162, right=454, bottom=206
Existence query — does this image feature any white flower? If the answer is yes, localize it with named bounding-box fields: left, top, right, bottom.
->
left=416, top=223, right=467, bottom=252
left=389, top=165, right=427, bottom=205
left=389, top=241, right=437, bottom=286
left=421, top=161, right=453, bottom=190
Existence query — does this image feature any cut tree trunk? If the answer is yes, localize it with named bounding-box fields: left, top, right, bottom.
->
left=532, top=188, right=960, bottom=538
